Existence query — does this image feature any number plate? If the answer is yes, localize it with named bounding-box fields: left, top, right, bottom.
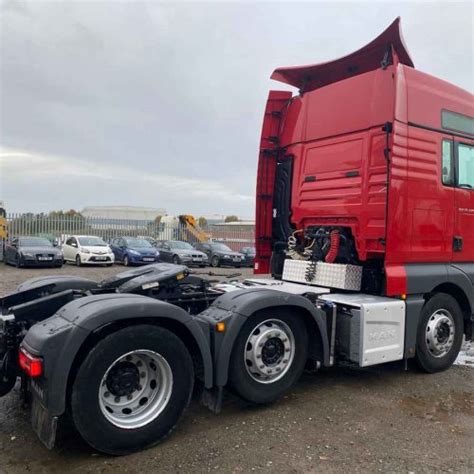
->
left=38, top=257, right=53, bottom=261
left=143, top=258, right=155, bottom=262
left=192, top=257, right=202, bottom=262
left=95, top=256, right=107, bottom=261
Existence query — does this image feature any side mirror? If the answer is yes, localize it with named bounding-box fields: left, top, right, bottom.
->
left=53, top=239, right=59, bottom=247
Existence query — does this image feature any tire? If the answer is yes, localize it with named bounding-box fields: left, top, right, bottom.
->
left=71, top=325, right=194, bottom=455
left=0, top=352, right=17, bottom=397
left=15, top=256, right=23, bottom=268
left=0, top=375, right=16, bottom=397
left=75, top=255, right=82, bottom=267
left=123, top=255, right=130, bottom=267
left=415, top=293, right=464, bottom=373
left=211, top=256, right=220, bottom=268
left=172, top=255, right=180, bottom=265
left=229, top=309, right=308, bottom=404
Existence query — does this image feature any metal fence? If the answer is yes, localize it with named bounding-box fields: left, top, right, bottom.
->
left=4, top=213, right=255, bottom=252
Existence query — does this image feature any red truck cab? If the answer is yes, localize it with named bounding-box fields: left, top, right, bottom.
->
left=256, top=18, right=473, bottom=290
left=255, top=18, right=473, bottom=360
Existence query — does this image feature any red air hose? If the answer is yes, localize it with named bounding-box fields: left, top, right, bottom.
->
left=325, top=230, right=340, bottom=263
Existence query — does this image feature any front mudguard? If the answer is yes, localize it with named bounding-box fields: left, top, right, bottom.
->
left=22, top=294, right=213, bottom=418
left=197, top=288, right=329, bottom=389
left=16, top=275, right=99, bottom=293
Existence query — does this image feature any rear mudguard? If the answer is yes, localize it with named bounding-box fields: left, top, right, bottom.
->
left=22, top=293, right=213, bottom=417
left=197, top=288, right=329, bottom=388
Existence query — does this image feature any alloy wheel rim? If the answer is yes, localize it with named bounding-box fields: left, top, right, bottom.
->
left=425, top=309, right=455, bottom=358
left=244, top=319, right=295, bottom=384
left=98, top=349, right=173, bottom=429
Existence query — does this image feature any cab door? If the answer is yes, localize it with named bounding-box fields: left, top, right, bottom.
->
left=453, top=140, right=474, bottom=263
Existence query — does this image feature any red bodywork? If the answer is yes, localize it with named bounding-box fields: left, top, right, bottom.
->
left=255, top=18, right=474, bottom=296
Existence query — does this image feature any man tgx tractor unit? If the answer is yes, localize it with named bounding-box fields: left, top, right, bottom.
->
left=1, top=18, right=473, bottom=455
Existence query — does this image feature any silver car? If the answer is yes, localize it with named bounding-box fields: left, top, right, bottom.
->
left=157, top=240, right=208, bottom=267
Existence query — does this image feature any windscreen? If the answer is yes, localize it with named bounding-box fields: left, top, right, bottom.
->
left=19, top=238, right=52, bottom=247
left=170, top=241, right=193, bottom=250
left=124, top=238, right=152, bottom=248
left=79, top=237, right=107, bottom=246
left=212, top=243, right=232, bottom=252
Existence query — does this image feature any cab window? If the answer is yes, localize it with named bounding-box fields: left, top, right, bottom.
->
left=441, top=140, right=454, bottom=186
left=457, top=143, right=474, bottom=190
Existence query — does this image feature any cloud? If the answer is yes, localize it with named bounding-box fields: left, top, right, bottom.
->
left=0, top=147, right=253, bottom=214
left=0, top=1, right=472, bottom=215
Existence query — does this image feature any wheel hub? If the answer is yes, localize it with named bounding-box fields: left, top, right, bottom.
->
left=244, top=319, right=295, bottom=384
left=261, top=337, right=284, bottom=365
left=106, top=362, right=140, bottom=397
left=425, top=310, right=455, bottom=358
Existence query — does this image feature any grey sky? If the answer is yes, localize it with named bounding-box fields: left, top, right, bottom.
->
left=1, top=0, right=472, bottom=216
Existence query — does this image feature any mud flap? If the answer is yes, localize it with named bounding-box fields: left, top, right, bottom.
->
left=200, top=386, right=224, bottom=414
left=31, top=395, right=58, bottom=449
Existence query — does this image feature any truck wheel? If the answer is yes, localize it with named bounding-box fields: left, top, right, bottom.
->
left=71, top=325, right=194, bottom=455
left=229, top=309, right=308, bottom=404
left=415, top=293, right=464, bottom=373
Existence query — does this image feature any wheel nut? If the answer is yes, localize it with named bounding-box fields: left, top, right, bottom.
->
left=114, top=396, right=121, bottom=403
left=127, top=394, right=133, bottom=400
left=140, top=372, right=146, bottom=378
left=137, top=385, right=142, bottom=391
left=136, top=361, right=142, bottom=367
left=104, top=392, right=110, bottom=398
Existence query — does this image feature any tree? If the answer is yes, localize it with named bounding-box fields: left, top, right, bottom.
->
left=224, top=215, right=239, bottom=223
left=198, top=216, right=208, bottom=228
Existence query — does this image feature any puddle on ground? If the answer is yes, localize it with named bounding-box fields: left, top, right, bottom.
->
left=399, top=392, right=474, bottom=422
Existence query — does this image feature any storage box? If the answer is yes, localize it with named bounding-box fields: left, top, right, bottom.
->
left=282, top=259, right=362, bottom=291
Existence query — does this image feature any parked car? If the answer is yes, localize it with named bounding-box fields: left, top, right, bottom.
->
left=4, top=236, right=63, bottom=268
left=194, top=242, right=244, bottom=268
left=62, top=235, right=114, bottom=266
left=157, top=240, right=208, bottom=267
left=239, top=246, right=256, bottom=267
left=110, top=237, right=160, bottom=266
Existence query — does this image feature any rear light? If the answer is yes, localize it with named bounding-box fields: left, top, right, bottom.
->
left=19, top=347, right=43, bottom=378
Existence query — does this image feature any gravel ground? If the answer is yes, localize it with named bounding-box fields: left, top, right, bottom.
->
left=0, top=263, right=473, bottom=473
